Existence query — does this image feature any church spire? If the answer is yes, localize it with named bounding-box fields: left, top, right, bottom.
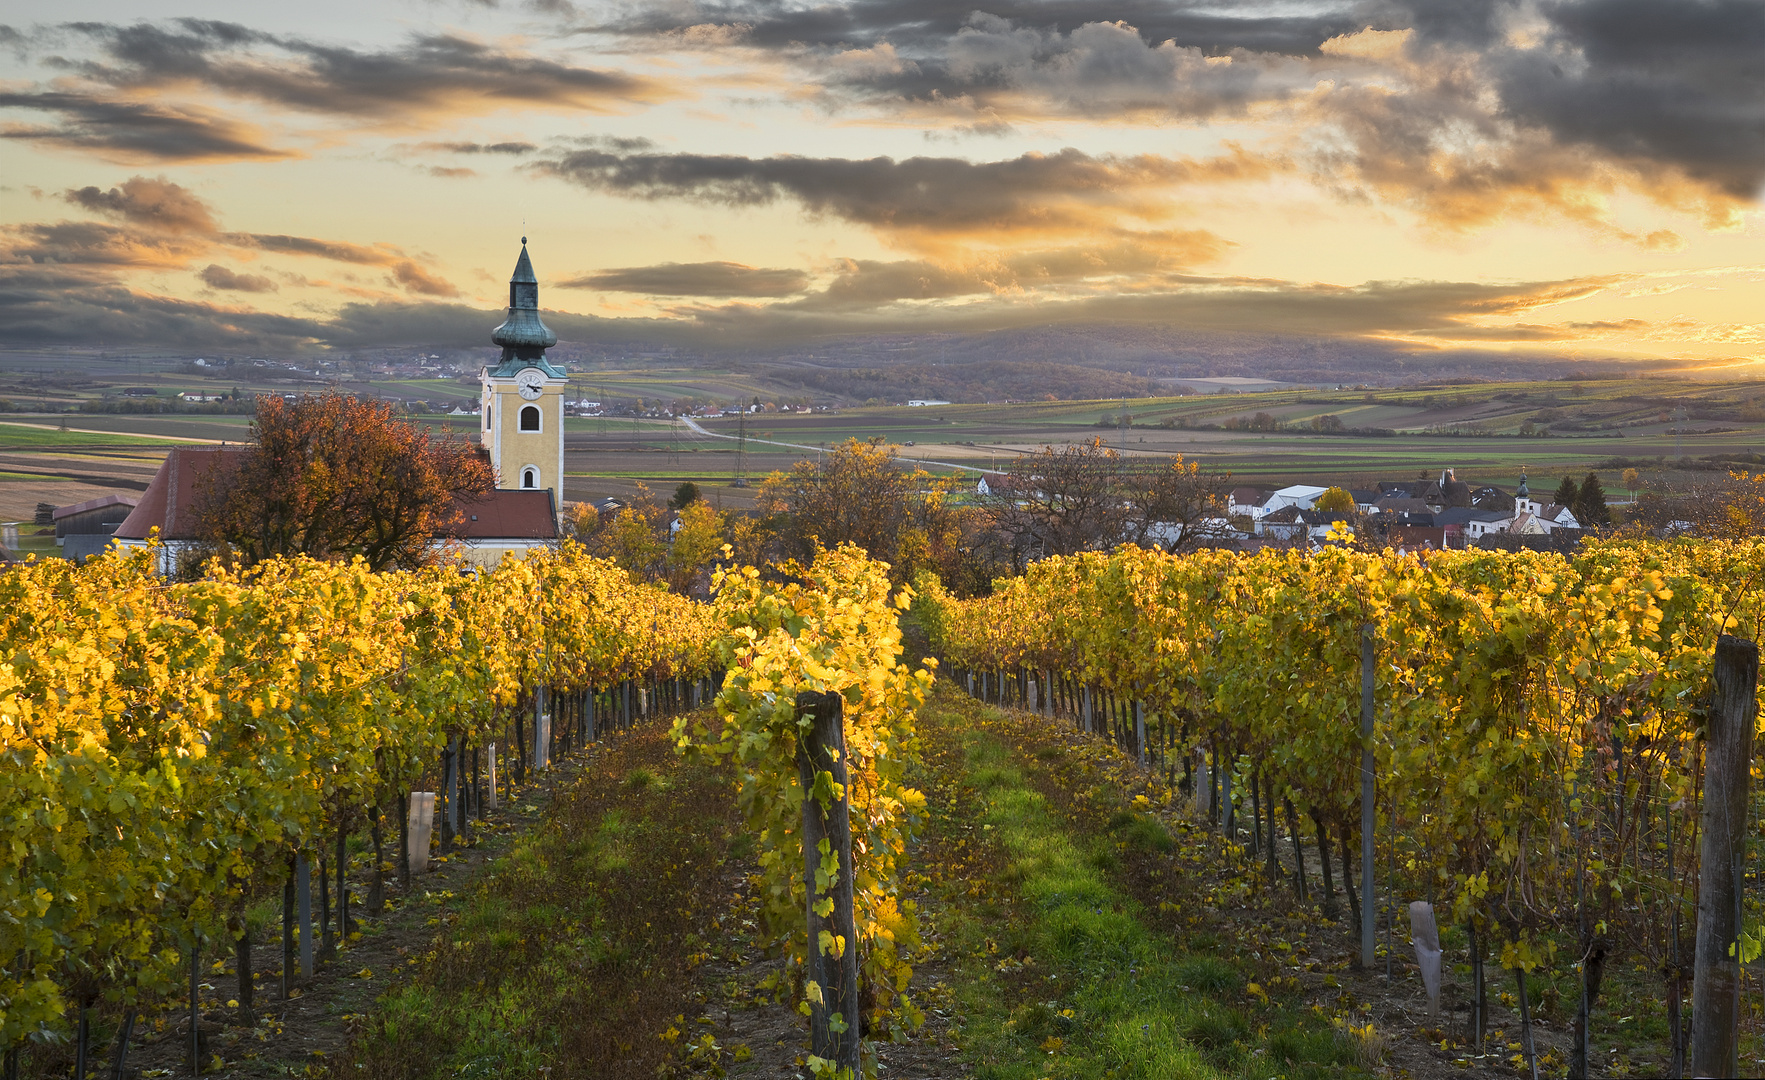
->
left=491, top=237, right=556, bottom=361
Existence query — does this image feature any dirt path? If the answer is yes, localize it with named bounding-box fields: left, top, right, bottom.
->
left=84, top=753, right=600, bottom=1079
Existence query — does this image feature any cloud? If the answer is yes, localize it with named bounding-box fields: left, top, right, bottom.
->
left=390, top=260, right=460, bottom=297
left=0, top=91, right=286, bottom=162
left=595, top=5, right=1765, bottom=236
left=199, top=263, right=278, bottom=292
left=63, top=175, right=219, bottom=232
left=0, top=263, right=332, bottom=351
left=537, top=145, right=1276, bottom=243
left=559, top=260, right=810, bottom=297
left=788, top=236, right=1228, bottom=310
left=51, top=20, right=677, bottom=122
left=229, top=233, right=394, bottom=264
left=595, top=1, right=1360, bottom=57
left=2, top=220, right=207, bottom=268
left=424, top=140, right=538, bottom=155
left=17, top=173, right=463, bottom=300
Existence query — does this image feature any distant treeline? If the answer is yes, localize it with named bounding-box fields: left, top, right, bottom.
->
left=78, top=398, right=257, bottom=415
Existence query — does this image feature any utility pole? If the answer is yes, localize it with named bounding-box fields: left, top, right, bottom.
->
left=735, top=409, right=748, bottom=487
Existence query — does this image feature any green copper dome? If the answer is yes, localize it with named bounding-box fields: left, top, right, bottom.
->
left=491, top=239, right=557, bottom=357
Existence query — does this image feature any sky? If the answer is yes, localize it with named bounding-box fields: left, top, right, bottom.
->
left=4, top=0, right=1765, bottom=363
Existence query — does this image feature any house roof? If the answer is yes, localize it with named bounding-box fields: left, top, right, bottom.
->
left=444, top=489, right=558, bottom=540
left=1375, top=496, right=1432, bottom=514
left=1389, top=525, right=1449, bottom=549
left=1434, top=507, right=1511, bottom=526
left=1228, top=486, right=1266, bottom=505
left=1270, top=484, right=1328, bottom=501
left=52, top=493, right=139, bottom=521
left=113, top=447, right=244, bottom=541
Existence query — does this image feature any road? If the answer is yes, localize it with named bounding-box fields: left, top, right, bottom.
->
left=676, top=416, right=1005, bottom=475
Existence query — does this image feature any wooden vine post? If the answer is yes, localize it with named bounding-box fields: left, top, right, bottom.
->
left=1689, top=634, right=1759, bottom=1079
left=795, top=690, right=861, bottom=1075
left=1359, top=622, right=1377, bottom=969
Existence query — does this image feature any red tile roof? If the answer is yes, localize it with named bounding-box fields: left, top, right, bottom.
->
left=113, top=447, right=243, bottom=541
left=442, top=489, right=558, bottom=540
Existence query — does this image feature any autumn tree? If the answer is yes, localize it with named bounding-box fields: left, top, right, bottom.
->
left=986, top=439, right=1130, bottom=566
left=987, top=440, right=1232, bottom=565
left=1313, top=486, right=1357, bottom=514
left=194, top=392, right=495, bottom=571
left=666, top=499, right=726, bottom=596
left=758, top=439, right=992, bottom=588
left=1121, top=454, right=1235, bottom=554
left=580, top=483, right=668, bottom=583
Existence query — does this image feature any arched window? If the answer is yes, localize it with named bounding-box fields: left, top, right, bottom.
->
left=522, top=468, right=538, bottom=489
left=519, top=405, right=541, bottom=432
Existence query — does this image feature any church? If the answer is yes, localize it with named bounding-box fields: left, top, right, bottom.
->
left=113, top=240, right=568, bottom=570
left=481, top=238, right=567, bottom=512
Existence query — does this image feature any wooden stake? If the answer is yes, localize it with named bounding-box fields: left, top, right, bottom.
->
left=1690, top=634, right=1758, bottom=1079
left=795, top=690, right=861, bottom=1074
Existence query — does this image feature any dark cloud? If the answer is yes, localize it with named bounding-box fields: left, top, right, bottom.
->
left=600, top=0, right=1362, bottom=57
left=63, top=175, right=219, bottom=232
left=2, top=220, right=206, bottom=268
left=198, top=263, right=277, bottom=292
left=791, top=236, right=1226, bottom=309
left=0, top=264, right=332, bottom=351
left=0, top=91, right=284, bottom=162
left=808, top=14, right=1297, bottom=122
left=559, top=260, right=810, bottom=297
left=228, top=233, right=398, bottom=265
left=426, top=140, right=539, bottom=155
left=0, top=247, right=1645, bottom=358
left=537, top=146, right=1275, bottom=236
left=52, top=20, right=673, bottom=120
left=230, top=233, right=461, bottom=296
left=1490, top=0, right=1765, bottom=202
left=612, top=2, right=1765, bottom=228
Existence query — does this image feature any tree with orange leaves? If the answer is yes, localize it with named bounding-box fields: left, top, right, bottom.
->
left=194, top=391, right=496, bottom=571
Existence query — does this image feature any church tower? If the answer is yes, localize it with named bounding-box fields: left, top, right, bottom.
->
left=482, top=239, right=566, bottom=512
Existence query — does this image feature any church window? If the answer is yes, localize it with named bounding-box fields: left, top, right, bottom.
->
left=522, top=468, right=538, bottom=489
left=519, top=405, right=541, bottom=432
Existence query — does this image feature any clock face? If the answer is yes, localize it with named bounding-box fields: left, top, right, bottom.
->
left=515, top=369, right=545, bottom=400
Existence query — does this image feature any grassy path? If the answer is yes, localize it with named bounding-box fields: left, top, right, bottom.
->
left=914, top=686, right=1368, bottom=1080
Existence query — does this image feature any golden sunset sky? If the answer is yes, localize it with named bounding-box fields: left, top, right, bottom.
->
left=3, top=0, right=1765, bottom=362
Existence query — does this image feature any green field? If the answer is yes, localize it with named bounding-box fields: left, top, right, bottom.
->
left=2, top=352, right=1760, bottom=499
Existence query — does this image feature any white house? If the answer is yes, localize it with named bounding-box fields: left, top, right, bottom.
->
left=1253, top=485, right=1328, bottom=521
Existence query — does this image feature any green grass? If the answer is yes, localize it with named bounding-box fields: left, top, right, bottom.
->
left=925, top=693, right=1364, bottom=1080
left=0, top=421, right=199, bottom=447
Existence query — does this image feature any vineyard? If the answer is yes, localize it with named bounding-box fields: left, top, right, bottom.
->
left=1, top=542, right=923, bottom=1079
left=915, top=538, right=1765, bottom=1077
left=7, top=536, right=1765, bottom=1079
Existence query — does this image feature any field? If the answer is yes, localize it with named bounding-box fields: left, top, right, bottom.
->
left=4, top=345, right=1763, bottom=535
